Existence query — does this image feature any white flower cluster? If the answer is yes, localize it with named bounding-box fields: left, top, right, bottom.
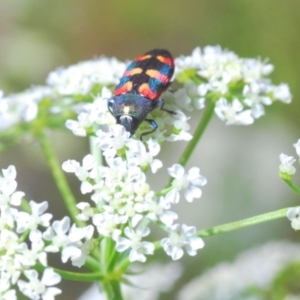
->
left=47, top=56, right=126, bottom=95
left=175, top=46, right=292, bottom=125
left=63, top=124, right=206, bottom=262
left=279, top=139, right=300, bottom=230
left=0, top=55, right=126, bottom=134
left=1, top=46, right=291, bottom=141
left=0, top=165, right=59, bottom=299
left=0, top=165, right=97, bottom=299
left=0, top=87, right=52, bottom=131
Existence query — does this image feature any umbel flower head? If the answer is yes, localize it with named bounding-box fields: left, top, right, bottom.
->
left=62, top=125, right=207, bottom=262
left=0, top=166, right=63, bottom=300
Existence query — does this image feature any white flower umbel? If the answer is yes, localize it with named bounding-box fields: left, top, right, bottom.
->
left=0, top=165, right=66, bottom=299
left=114, top=226, right=154, bottom=262
left=167, top=164, right=207, bottom=203
left=47, top=56, right=126, bottom=95
left=0, top=87, right=53, bottom=131
left=175, top=46, right=292, bottom=125
left=161, top=224, right=204, bottom=260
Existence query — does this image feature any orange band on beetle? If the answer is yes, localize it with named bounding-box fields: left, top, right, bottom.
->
left=146, top=69, right=168, bottom=82
left=138, top=83, right=157, bottom=99
left=156, top=55, right=173, bottom=65
left=124, top=68, right=143, bottom=76
left=114, top=81, right=133, bottom=95
left=135, top=54, right=152, bottom=61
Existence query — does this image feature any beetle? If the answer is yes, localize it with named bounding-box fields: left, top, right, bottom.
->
left=108, top=49, right=175, bottom=140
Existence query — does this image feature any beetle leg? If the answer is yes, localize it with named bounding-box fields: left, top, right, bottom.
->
left=140, top=119, right=158, bottom=141
left=155, top=99, right=176, bottom=115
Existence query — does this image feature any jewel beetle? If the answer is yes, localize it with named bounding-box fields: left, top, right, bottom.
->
left=108, top=49, right=175, bottom=139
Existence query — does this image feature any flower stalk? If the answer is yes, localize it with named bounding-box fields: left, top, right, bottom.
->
left=38, top=131, right=84, bottom=227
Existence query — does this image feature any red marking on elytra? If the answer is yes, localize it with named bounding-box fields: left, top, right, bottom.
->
left=114, top=81, right=133, bottom=96
left=146, top=69, right=169, bottom=83
left=138, top=83, right=157, bottom=100
left=124, top=68, right=143, bottom=77
left=135, top=54, right=152, bottom=61
left=156, top=55, right=173, bottom=66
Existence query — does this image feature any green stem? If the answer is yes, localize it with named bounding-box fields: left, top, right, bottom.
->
left=166, top=99, right=216, bottom=188
left=156, top=186, right=173, bottom=197
left=110, top=281, right=123, bottom=300
left=118, top=207, right=290, bottom=271
left=197, top=207, right=289, bottom=237
left=283, top=179, right=300, bottom=195
left=89, top=126, right=103, bottom=170
left=38, top=131, right=84, bottom=227
left=102, top=278, right=124, bottom=300
left=178, top=99, right=216, bottom=167
left=55, top=269, right=103, bottom=282
left=20, top=198, right=31, bottom=213
left=84, top=256, right=101, bottom=272
left=35, top=263, right=103, bottom=281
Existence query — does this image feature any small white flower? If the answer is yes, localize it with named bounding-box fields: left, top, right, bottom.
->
left=293, top=139, right=300, bottom=158
left=273, top=83, right=292, bottom=104
left=287, top=207, right=300, bottom=230
left=215, top=98, right=254, bottom=125
left=161, top=224, right=204, bottom=260
left=93, top=212, right=120, bottom=237
left=16, top=201, right=52, bottom=234
left=62, top=154, right=97, bottom=194
left=279, top=153, right=296, bottom=175
left=16, top=236, right=47, bottom=268
left=0, top=289, right=17, bottom=300
left=146, top=196, right=178, bottom=227
left=166, top=111, right=193, bottom=142
left=67, top=225, right=94, bottom=267
left=0, top=165, right=25, bottom=208
left=114, top=226, right=154, bottom=262
left=65, top=119, right=87, bottom=137
left=43, top=216, right=72, bottom=253
left=61, top=225, right=94, bottom=267
left=76, top=202, right=95, bottom=221
left=96, top=124, right=130, bottom=159
left=17, top=268, right=61, bottom=300
left=167, top=164, right=207, bottom=203
left=0, top=229, right=19, bottom=256
left=125, top=138, right=163, bottom=173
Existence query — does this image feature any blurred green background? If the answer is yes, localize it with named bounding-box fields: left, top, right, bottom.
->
left=1, top=0, right=300, bottom=299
